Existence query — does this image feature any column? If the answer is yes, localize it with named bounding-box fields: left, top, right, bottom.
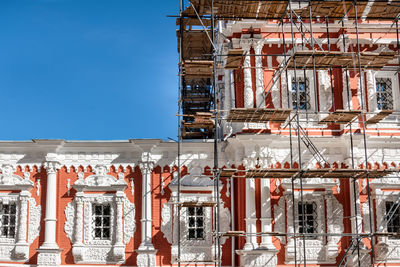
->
left=37, top=158, right=62, bottom=266
left=113, top=192, right=125, bottom=261
left=72, top=194, right=84, bottom=262
left=325, top=192, right=337, bottom=259
left=260, top=179, right=276, bottom=249
left=241, top=39, right=254, bottom=108
left=14, top=191, right=30, bottom=260
left=254, top=39, right=265, bottom=108
left=136, top=152, right=157, bottom=267
left=243, top=159, right=257, bottom=249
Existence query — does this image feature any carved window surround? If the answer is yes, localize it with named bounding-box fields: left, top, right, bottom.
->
left=161, top=166, right=231, bottom=264
left=366, top=70, right=400, bottom=125
left=64, top=165, right=135, bottom=264
left=0, top=164, right=41, bottom=262
left=372, top=178, right=400, bottom=263
left=278, top=179, right=343, bottom=264
left=282, top=69, right=324, bottom=127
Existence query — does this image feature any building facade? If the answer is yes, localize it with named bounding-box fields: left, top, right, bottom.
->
left=3, top=1, right=400, bottom=267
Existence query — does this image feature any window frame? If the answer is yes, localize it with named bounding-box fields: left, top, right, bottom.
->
left=187, top=206, right=205, bottom=241
left=367, top=70, right=399, bottom=113
left=297, top=201, right=318, bottom=239
left=92, top=203, right=112, bottom=241
left=375, top=77, right=394, bottom=111
left=0, top=203, right=17, bottom=239
left=285, top=70, right=317, bottom=112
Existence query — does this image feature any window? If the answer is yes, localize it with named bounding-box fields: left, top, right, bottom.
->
left=376, top=78, right=393, bottom=110
left=187, top=207, right=204, bottom=240
left=292, top=77, right=311, bottom=110
left=298, top=202, right=317, bottom=238
left=92, top=204, right=111, bottom=240
left=385, top=201, right=400, bottom=237
left=0, top=203, right=16, bottom=238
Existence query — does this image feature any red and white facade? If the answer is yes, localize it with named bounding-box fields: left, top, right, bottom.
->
left=1, top=17, right=400, bottom=267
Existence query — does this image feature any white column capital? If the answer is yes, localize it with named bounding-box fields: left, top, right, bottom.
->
left=253, top=39, right=265, bottom=53
left=139, top=161, right=155, bottom=173
left=44, top=161, right=60, bottom=174
left=240, top=38, right=253, bottom=52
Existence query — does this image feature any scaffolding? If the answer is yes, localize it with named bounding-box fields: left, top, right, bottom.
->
left=176, top=1, right=400, bottom=267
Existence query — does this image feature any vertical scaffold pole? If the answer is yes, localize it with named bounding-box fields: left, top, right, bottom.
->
left=288, top=2, right=307, bottom=266
left=282, top=19, right=297, bottom=267
left=341, top=17, right=361, bottom=267
left=354, top=2, right=375, bottom=266
left=211, top=1, right=221, bottom=266
left=177, top=0, right=184, bottom=266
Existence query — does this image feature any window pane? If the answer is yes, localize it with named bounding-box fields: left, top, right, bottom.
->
left=95, top=217, right=102, bottom=226
left=94, top=228, right=102, bottom=238
left=376, top=78, right=393, bottom=110
left=187, top=207, right=204, bottom=240
left=196, top=228, right=204, bottom=239
left=188, top=229, right=196, bottom=239
left=9, top=227, right=15, bottom=237
left=103, top=228, right=110, bottom=238
left=189, top=217, right=195, bottom=227
left=188, top=207, right=195, bottom=216
left=92, top=204, right=112, bottom=240
left=103, top=205, right=110, bottom=215
left=103, top=217, right=110, bottom=227
left=196, top=207, right=203, bottom=216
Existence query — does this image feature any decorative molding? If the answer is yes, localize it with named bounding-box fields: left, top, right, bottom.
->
left=65, top=193, right=135, bottom=264
left=273, top=197, right=285, bottom=243
left=73, top=164, right=127, bottom=192
left=0, top=165, right=33, bottom=191
left=0, top=193, right=41, bottom=261
left=318, top=70, right=332, bottom=111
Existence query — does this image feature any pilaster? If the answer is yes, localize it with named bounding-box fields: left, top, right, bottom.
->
left=241, top=37, right=254, bottom=108
left=137, top=152, right=157, bottom=266
left=37, top=156, right=62, bottom=266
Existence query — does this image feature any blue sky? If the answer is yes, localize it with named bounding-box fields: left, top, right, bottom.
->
left=0, top=0, right=178, bottom=140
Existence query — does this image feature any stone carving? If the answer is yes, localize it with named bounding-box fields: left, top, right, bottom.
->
left=284, top=191, right=342, bottom=264
left=254, top=39, right=265, bottom=108
left=44, top=161, right=60, bottom=174
left=273, top=197, right=285, bottom=243
left=342, top=70, right=352, bottom=110
left=318, top=70, right=332, bottom=111
left=0, top=165, right=33, bottom=190
left=65, top=193, right=135, bottom=264
left=73, top=166, right=127, bottom=193
left=137, top=252, right=157, bottom=267
left=123, top=198, right=135, bottom=244
left=241, top=38, right=254, bottom=108
left=28, top=197, right=41, bottom=244
left=37, top=251, right=61, bottom=266
left=366, top=70, right=377, bottom=112
left=161, top=202, right=173, bottom=244
left=0, top=193, right=41, bottom=261
left=239, top=251, right=277, bottom=267
left=64, top=202, right=75, bottom=241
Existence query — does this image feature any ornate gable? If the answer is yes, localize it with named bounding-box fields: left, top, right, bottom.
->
left=73, top=165, right=127, bottom=192
left=0, top=164, right=33, bottom=191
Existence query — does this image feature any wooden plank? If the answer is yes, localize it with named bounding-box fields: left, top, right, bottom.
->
left=179, top=201, right=217, bottom=207
left=319, top=110, right=361, bottom=124
left=183, top=60, right=213, bottom=78
left=227, top=108, right=291, bottom=123
left=225, top=49, right=244, bottom=69
left=184, top=0, right=288, bottom=19
left=288, top=51, right=397, bottom=69
left=366, top=110, right=394, bottom=124
left=220, top=168, right=397, bottom=179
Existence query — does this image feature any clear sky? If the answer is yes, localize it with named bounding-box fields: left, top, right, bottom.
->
left=0, top=0, right=178, bottom=140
